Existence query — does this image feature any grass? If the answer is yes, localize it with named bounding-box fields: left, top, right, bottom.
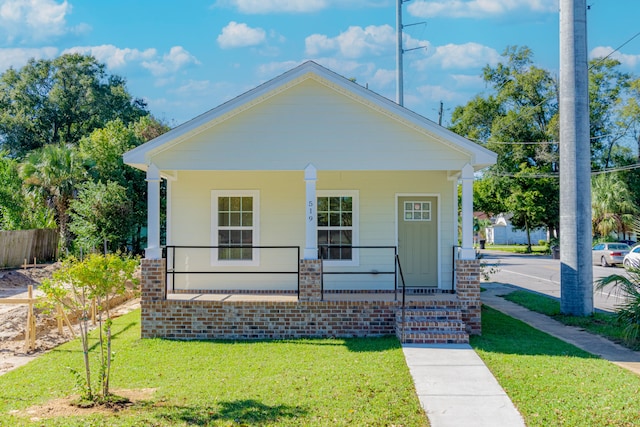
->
left=483, top=244, right=549, bottom=254
left=503, top=290, right=630, bottom=347
left=0, top=310, right=427, bottom=426
left=471, top=306, right=640, bottom=426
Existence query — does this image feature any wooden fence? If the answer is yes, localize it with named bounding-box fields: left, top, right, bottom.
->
left=0, top=229, right=59, bottom=268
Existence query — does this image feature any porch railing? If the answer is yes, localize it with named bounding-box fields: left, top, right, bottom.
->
left=164, top=245, right=300, bottom=298
left=320, top=245, right=399, bottom=301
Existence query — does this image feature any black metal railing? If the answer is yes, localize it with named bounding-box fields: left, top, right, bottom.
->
left=452, top=245, right=460, bottom=292
left=319, top=245, right=399, bottom=301
left=395, top=253, right=408, bottom=343
left=164, top=245, right=300, bottom=299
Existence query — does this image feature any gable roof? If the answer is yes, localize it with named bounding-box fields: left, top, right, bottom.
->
left=124, top=61, right=496, bottom=172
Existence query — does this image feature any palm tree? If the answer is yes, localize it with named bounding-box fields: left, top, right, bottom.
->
left=20, top=143, right=85, bottom=248
left=591, top=173, right=638, bottom=239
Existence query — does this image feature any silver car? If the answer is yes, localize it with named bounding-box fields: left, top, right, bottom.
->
left=623, top=245, right=640, bottom=268
left=592, top=242, right=630, bottom=267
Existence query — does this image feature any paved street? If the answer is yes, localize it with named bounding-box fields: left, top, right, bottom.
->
left=480, top=250, right=630, bottom=312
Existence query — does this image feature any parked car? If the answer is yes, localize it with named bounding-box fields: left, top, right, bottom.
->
left=618, top=239, right=636, bottom=246
left=592, top=242, right=630, bottom=267
left=623, top=244, right=640, bottom=268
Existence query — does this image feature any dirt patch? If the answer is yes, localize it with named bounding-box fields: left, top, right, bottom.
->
left=10, top=388, right=157, bottom=420
left=0, top=263, right=140, bottom=375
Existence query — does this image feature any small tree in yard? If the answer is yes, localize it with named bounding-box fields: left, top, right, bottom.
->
left=40, top=253, right=139, bottom=405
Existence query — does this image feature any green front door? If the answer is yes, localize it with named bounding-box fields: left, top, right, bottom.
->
left=398, top=196, right=438, bottom=288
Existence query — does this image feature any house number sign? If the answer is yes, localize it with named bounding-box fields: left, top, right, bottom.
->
left=307, top=200, right=315, bottom=223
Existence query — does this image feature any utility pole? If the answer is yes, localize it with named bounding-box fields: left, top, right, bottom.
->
left=438, top=101, right=444, bottom=126
left=559, top=0, right=593, bottom=315
left=396, top=0, right=404, bottom=106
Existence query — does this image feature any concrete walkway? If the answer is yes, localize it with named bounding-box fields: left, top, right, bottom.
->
left=403, top=344, right=525, bottom=427
left=402, top=282, right=640, bottom=427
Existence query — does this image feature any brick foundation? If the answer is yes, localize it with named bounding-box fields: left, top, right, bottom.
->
left=139, top=257, right=477, bottom=341
left=455, top=258, right=481, bottom=335
left=298, top=259, right=322, bottom=301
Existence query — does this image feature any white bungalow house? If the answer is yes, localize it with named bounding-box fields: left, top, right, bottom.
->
left=485, top=213, right=549, bottom=245
left=124, top=61, right=497, bottom=342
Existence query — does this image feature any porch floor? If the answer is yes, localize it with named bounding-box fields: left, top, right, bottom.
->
left=166, top=292, right=458, bottom=303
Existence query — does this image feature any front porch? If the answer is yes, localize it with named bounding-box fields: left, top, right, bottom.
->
left=140, top=258, right=481, bottom=343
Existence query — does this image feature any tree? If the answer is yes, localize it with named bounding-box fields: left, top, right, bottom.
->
left=20, top=143, right=85, bottom=248
left=40, top=254, right=138, bottom=404
left=452, top=48, right=640, bottom=248
left=450, top=46, right=559, bottom=250
left=78, top=117, right=169, bottom=253
left=588, top=58, right=632, bottom=169
left=0, top=152, right=55, bottom=230
left=0, top=153, right=26, bottom=229
left=591, top=173, right=638, bottom=239
left=69, top=181, right=132, bottom=253
left=0, top=53, right=147, bottom=157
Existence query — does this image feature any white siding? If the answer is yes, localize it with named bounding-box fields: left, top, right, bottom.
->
left=151, top=80, right=470, bottom=171
left=167, top=170, right=455, bottom=291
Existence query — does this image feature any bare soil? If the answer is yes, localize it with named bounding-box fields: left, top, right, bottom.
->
left=9, top=388, right=156, bottom=420
left=0, top=263, right=140, bottom=375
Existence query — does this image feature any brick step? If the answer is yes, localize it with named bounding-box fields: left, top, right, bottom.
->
left=396, top=308, right=463, bottom=320
left=395, top=306, right=468, bottom=344
left=398, top=320, right=466, bottom=331
left=396, top=311, right=462, bottom=321
left=398, top=330, right=469, bottom=344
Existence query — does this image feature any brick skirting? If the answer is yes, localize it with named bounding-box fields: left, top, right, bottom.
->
left=139, top=258, right=481, bottom=340
left=142, top=299, right=399, bottom=339
left=455, top=258, right=481, bottom=335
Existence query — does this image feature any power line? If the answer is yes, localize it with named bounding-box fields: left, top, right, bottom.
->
left=589, top=29, right=640, bottom=70
left=491, top=162, right=640, bottom=178
left=468, top=132, right=628, bottom=145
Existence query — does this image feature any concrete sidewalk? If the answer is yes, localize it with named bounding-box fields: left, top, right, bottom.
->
left=402, top=282, right=640, bottom=427
left=403, top=344, right=525, bottom=427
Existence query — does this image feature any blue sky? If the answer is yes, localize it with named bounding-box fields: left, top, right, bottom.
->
left=1, top=0, right=639, bottom=127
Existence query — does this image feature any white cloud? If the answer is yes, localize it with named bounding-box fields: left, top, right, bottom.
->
left=306, top=25, right=397, bottom=59
left=0, top=0, right=88, bottom=43
left=219, top=0, right=328, bottom=14
left=142, top=46, right=200, bottom=76
left=450, top=73, right=484, bottom=88
left=417, top=84, right=460, bottom=101
left=217, top=21, right=266, bottom=49
left=590, top=46, right=640, bottom=68
left=170, top=79, right=212, bottom=95
left=370, top=68, right=396, bottom=88
left=256, top=60, right=302, bottom=78
left=63, top=45, right=156, bottom=69
left=216, top=0, right=388, bottom=13
left=416, top=43, right=500, bottom=70
left=408, top=0, right=558, bottom=18
left=0, top=47, right=58, bottom=71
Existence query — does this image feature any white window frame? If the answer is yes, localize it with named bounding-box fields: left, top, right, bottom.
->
left=317, top=190, right=359, bottom=267
left=211, top=190, right=260, bottom=267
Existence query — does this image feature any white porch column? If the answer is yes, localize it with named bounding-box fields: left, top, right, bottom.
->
left=304, top=163, right=318, bottom=259
left=460, top=163, right=476, bottom=260
left=145, top=163, right=162, bottom=259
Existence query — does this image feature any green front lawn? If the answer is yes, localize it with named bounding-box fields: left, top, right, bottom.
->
left=0, top=311, right=427, bottom=426
left=482, top=244, right=549, bottom=254
left=471, top=306, right=640, bottom=426
left=503, top=290, right=629, bottom=347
